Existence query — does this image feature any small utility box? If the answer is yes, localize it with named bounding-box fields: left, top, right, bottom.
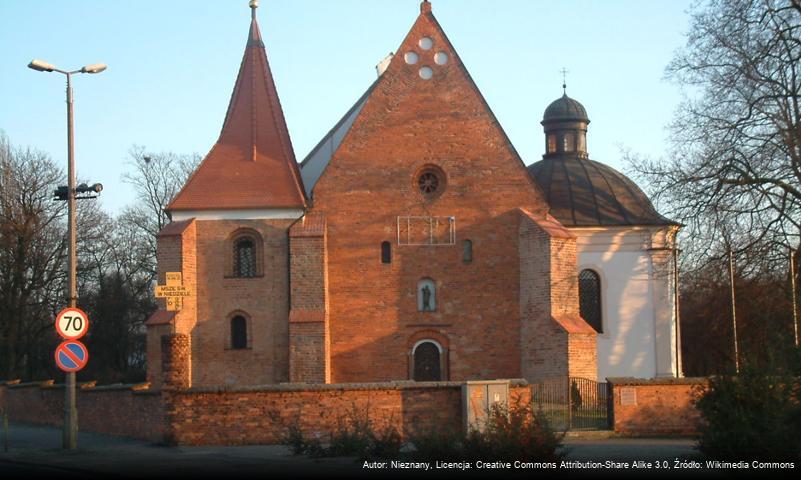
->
left=462, top=380, right=510, bottom=432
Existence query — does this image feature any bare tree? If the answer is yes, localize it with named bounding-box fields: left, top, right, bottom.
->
left=628, top=0, right=801, bottom=267
left=624, top=0, right=801, bottom=370
left=120, top=146, right=200, bottom=280
left=0, top=133, right=66, bottom=379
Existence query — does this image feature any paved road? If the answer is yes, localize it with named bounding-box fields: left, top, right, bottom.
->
left=0, top=422, right=725, bottom=479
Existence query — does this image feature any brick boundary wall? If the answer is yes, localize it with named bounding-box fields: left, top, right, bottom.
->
left=608, top=377, right=707, bottom=436
left=0, top=381, right=165, bottom=443
left=1, top=379, right=531, bottom=446
left=166, top=381, right=532, bottom=446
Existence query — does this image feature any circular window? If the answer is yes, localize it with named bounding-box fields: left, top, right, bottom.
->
left=415, top=165, right=446, bottom=198
left=434, top=52, right=448, bottom=65
left=419, top=66, right=433, bottom=80
left=419, top=37, right=433, bottom=50
left=418, top=172, right=439, bottom=194
left=404, top=51, right=419, bottom=65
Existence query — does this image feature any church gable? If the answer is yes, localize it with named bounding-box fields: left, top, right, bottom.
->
left=311, top=1, right=548, bottom=216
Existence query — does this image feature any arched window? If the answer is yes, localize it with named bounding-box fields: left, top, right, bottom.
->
left=381, top=241, right=392, bottom=264
left=230, top=315, right=248, bottom=349
left=547, top=134, right=557, bottom=154
left=226, top=229, right=263, bottom=278
left=413, top=341, right=442, bottom=381
left=562, top=132, right=575, bottom=152
left=463, top=239, right=473, bottom=263
left=578, top=269, right=602, bottom=333
left=577, top=131, right=586, bottom=152
left=417, top=278, right=436, bottom=312
left=234, top=238, right=256, bottom=277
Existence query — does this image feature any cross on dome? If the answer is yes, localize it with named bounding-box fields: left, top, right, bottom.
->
left=560, top=67, right=569, bottom=94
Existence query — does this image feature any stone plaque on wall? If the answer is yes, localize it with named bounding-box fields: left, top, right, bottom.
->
left=620, top=387, right=637, bottom=406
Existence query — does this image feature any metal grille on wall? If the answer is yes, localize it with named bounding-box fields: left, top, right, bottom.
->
left=235, top=239, right=256, bottom=277
left=397, top=216, right=455, bottom=245
left=532, top=377, right=610, bottom=431
left=579, top=269, right=602, bottom=333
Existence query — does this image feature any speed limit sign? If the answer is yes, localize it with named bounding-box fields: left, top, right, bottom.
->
left=55, top=307, right=89, bottom=340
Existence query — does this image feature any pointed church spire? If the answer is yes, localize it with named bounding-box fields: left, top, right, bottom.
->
left=169, top=2, right=307, bottom=212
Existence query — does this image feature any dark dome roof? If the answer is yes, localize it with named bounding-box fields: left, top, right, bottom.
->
left=528, top=157, right=676, bottom=227
left=542, top=94, right=589, bottom=123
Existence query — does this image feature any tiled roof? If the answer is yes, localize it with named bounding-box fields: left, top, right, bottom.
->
left=553, top=314, right=598, bottom=335
left=145, top=311, right=176, bottom=326
left=528, top=156, right=677, bottom=227
left=168, top=8, right=306, bottom=211
left=289, top=212, right=325, bottom=238
left=157, top=219, right=194, bottom=237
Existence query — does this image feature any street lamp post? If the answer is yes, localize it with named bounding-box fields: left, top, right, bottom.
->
left=28, top=59, right=106, bottom=450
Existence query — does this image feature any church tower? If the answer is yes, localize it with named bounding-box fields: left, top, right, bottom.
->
left=146, top=1, right=306, bottom=388
left=529, top=89, right=682, bottom=378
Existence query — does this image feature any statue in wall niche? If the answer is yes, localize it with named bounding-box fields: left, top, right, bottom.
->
left=422, top=285, right=432, bottom=311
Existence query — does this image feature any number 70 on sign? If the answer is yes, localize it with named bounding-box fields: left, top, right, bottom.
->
left=55, top=307, right=89, bottom=340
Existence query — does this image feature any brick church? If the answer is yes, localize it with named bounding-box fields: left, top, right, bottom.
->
left=146, top=1, right=681, bottom=388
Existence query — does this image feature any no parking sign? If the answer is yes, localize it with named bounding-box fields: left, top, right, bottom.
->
left=55, top=340, right=89, bottom=373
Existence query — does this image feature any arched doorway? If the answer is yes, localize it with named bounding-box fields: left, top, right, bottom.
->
left=413, top=341, right=442, bottom=381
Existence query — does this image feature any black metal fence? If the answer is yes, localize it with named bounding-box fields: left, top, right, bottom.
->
left=531, top=376, right=610, bottom=431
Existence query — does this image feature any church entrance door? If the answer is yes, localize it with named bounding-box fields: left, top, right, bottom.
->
left=413, top=341, right=441, bottom=381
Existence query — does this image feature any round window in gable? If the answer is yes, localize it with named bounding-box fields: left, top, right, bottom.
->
left=419, top=66, right=433, bottom=80
left=419, top=37, right=434, bottom=50
left=415, top=165, right=446, bottom=199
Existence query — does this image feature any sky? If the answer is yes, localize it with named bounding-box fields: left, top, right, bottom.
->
left=0, top=0, right=695, bottom=214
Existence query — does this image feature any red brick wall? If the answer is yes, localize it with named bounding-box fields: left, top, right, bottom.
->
left=79, top=389, right=164, bottom=441
left=2, top=382, right=62, bottom=426
left=161, top=334, right=191, bottom=390
left=146, top=324, right=172, bottom=388
left=609, top=378, right=706, bottom=436
left=0, top=382, right=164, bottom=442
left=167, top=382, right=533, bottom=446
left=307, top=8, right=556, bottom=384
left=191, top=219, right=294, bottom=387
left=288, top=321, right=328, bottom=383
left=2, top=380, right=534, bottom=446
left=519, top=212, right=597, bottom=381
left=165, top=383, right=462, bottom=445
left=568, top=334, right=597, bottom=379
left=520, top=214, right=569, bottom=381
left=148, top=220, right=197, bottom=387
left=289, top=218, right=330, bottom=383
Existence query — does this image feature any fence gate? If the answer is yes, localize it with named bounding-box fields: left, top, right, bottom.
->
left=531, top=377, right=610, bottom=431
